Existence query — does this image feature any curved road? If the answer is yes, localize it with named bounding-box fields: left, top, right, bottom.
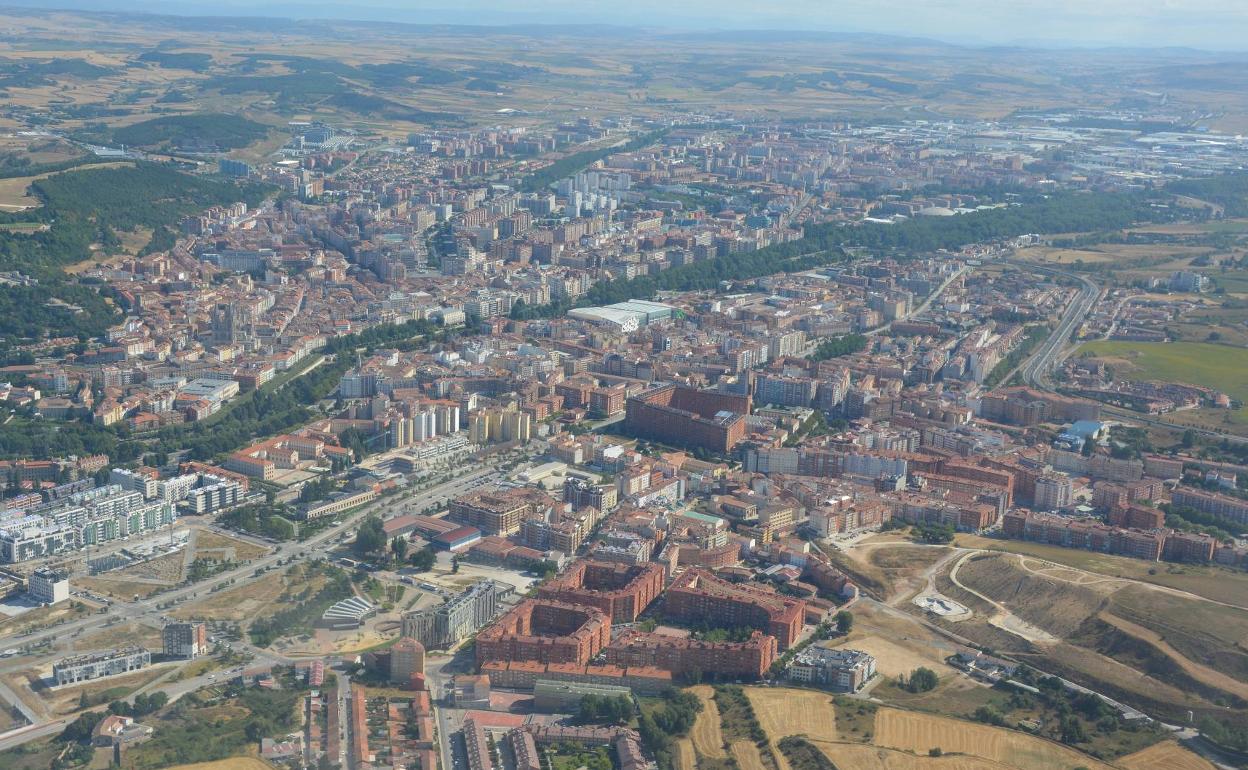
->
left=1008, top=261, right=1247, bottom=444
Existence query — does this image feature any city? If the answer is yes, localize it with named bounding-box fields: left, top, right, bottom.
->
left=0, top=5, right=1246, bottom=770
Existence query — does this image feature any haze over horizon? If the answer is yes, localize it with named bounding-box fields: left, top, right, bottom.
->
left=12, top=0, right=1248, bottom=51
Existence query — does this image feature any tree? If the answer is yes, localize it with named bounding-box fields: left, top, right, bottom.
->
left=1081, top=436, right=1097, bottom=457
left=1182, top=429, right=1198, bottom=449
left=353, top=516, right=387, bottom=558
left=409, top=547, right=436, bottom=572
left=391, top=536, right=408, bottom=563
left=904, top=667, right=939, bottom=693
left=973, top=706, right=1006, bottom=726
left=835, top=610, right=854, bottom=635
left=1060, top=715, right=1088, bottom=744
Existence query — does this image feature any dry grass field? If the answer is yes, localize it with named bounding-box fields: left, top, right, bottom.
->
left=746, top=687, right=839, bottom=744
left=165, top=760, right=274, bottom=770
left=673, top=739, right=696, bottom=770
left=72, top=621, right=163, bottom=652
left=729, top=740, right=769, bottom=770
left=1118, top=741, right=1217, bottom=770
left=953, top=534, right=1248, bottom=608
left=76, top=575, right=170, bottom=600
left=170, top=568, right=294, bottom=622
left=1097, top=611, right=1248, bottom=700
left=47, top=667, right=168, bottom=715
left=195, top=530, right=270, bottom=561
left=830, top=635, right=956, bottom=679
left=688, top=685, right=728, bottom=759
left=816, top=743, right=1007, bottom=770
left=871, top=709, right=1117, bottom=770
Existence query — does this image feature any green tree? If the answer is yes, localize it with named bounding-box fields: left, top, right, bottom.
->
left=409, top=547, right=436, bottom=572
left=353, top=516, right=387, bottom=558
left=391, top=536, right=408, bottom=563
left=835, top=610, right=854, bottom=635
left=904, top=667, right=939, bottom=693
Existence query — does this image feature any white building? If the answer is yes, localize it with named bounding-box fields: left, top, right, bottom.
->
left=29, top=567, right=69, bottom=605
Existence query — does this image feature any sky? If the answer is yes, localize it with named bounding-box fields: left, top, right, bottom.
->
left=22, top=0, right=1248, bottom=50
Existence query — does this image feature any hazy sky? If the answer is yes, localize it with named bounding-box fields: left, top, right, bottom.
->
left=25, top=0, right=1248, bottom=49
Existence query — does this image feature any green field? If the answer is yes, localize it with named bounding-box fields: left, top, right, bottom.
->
left=1212, top=270, right=1248, bottom=293
left=1077, top=340, right=1248, bottom=402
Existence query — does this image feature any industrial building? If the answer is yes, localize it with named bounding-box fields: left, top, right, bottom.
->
left=532, top=679, right=634, bottom=712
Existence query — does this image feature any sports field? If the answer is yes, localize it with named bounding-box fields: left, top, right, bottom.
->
left=1077, top=340, right=1248, bottom=402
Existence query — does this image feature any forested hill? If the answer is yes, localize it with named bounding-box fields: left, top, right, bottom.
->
left=0, top=163, right=269, bottom=351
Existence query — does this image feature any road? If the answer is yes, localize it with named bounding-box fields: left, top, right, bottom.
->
left=1011, top=263, right=1101, bottom=389
left=0, top=464, right=499, bottom=652
left=0, top=462, right=505, bottom=752
left=1006, top=261, right=1248, bottom=444
left=866, top=265, right=969, bottom=338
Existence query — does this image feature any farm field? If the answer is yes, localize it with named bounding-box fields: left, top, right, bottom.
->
left=689, top=685, right=728, bottom=759
left=673, top=739, right=696, bottom=770
left=1118, top=741, right=1217, bottom=770
left=1076, top=340, right=1248, bottom=402
left=729, top=740, right=768, bottom=770
left=745, top=687, right=839, bottom=744
left=739, top=686, right=1147, bottom=770
left=815, top=743, right=1006, bottom=770
left=871, top=708, right=1118, bottom=770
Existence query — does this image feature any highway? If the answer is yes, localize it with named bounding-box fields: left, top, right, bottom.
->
left=1007, top=261, right=1248, bottom=444
left=1015, top=262, right=1101, bottom=390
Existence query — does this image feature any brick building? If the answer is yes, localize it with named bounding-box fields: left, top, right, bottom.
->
left=449, top=487, right=555, bottom=537
left=603, top=629, right=777, bottom=680
left=538, top=560, right=665, bottom=623
left=476, top=599, right=610, bottom=668
left=664, top=569, right=805, bottom=650
left=625, top=384, right=750, bottom=454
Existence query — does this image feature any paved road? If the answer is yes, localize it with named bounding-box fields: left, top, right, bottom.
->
left=866, top=265, right=969, bottom=338
left=0, top=465, right=499, bottom=654
left=1008, top=263, right=1101, bottom=389
left=0, top=463, right=503, bottom=753
left=1007, top=261, right=1248, bottom=443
